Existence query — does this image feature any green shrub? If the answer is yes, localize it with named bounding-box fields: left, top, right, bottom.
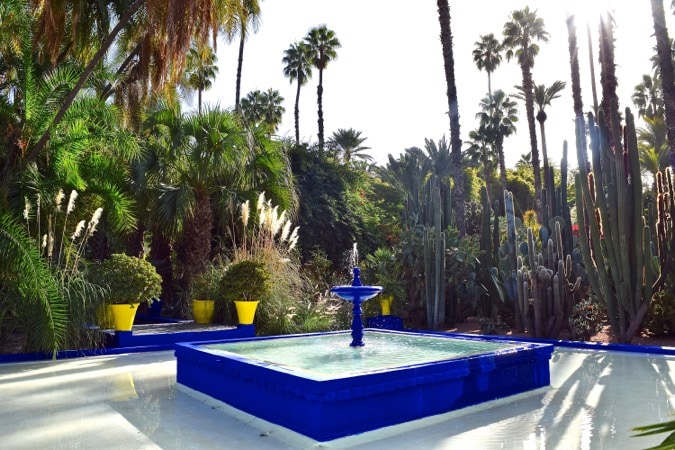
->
left=220, top=260, right=270, bottom=302
left=89, top=254, right=161, bottom=305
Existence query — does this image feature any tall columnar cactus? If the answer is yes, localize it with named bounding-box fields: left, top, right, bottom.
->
left=423, top=175, right=446, bottom=329
left=574, top=107, right=657, bottom=343
left=502, top=190, right=524, bottom=330
left=516, top=222, right=581, bottom=339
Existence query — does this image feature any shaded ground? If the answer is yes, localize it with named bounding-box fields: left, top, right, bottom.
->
left=446, top=319, right=675, bottom=347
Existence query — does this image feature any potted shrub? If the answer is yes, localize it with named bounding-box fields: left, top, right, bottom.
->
left=220, top=260, right=270, bottom=325
left=365, top=248, right=405, bottom=316
left=89, top=254, right=162, bottom=331
left=190, top=265, right=223, bottom=324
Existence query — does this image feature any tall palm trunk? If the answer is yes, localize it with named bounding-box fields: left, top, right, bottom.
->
left=294, top=79, right=302, bottom=145
left=317, top=69, right=325, bottom=151
left=651, top=0, right=675, bottom=171
left=567, top=15, right=590, bottom=170
left=599, top=13, right=619, bottom=140
left=436, top=0, right=466, bottom=236
left=537, top=112, right=553, bottom=211
left=521, top=63, right=542, bottom=217
left=235, top=34, right=246, bottom=109
left=175, top=194, right=213, bottom=311
left=496, top=136, right=508, bottom=193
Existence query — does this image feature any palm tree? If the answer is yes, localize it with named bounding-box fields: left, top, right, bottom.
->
left=503, top=6, right=549, bottom=218
left=144, top=105, right=294, bottom=312
left=472, top=33, right=503, bottom=98
left=6, top=0, right=237, bottom=186
left=650, top=0, right=675, bottom=171
left=436, top=0, right=465, bottom=236
left=232, top=0, right=263, bottom=109
left=465, top=125, right=496, bottom=195
left=476, top=89, right=519, bottom=193
left=637, top=115, right=669, bottom=188
left=304, top=25, right=341, bottom=152
left=240, top=88, right=285, bottom=132
left=632, top=72, right=663, bottom=119
left=282, top=41, right=313, bottom=146
left=328, top=128, right=372, bottom=163
left=182, top=44, right=219, bottom=114
left=515, top=80, right=565, bottom=189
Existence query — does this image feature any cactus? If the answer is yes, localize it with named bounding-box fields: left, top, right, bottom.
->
left=516, top=222, right=581, bottom=339
left=574, top=106, right=658, bottom=343
left=422, top=175, right=446, bottom=329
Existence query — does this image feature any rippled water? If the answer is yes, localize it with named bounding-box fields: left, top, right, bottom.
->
left=205, top=331, right=520, bottom=376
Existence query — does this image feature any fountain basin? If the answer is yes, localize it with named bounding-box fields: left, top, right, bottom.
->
left=175, top=330, right=553, bottom=441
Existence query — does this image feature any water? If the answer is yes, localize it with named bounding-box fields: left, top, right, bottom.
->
left=204, top=331, right=518, bottom=378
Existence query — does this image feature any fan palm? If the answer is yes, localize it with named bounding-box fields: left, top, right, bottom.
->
left=182, top=44, right=219, bottom=114
left=503, top=6, right=549, bottom=217
left=144, top=105, right=294, bottom=313
left=637, top=115, right=669, bottom=188
left=632, top=72, right=663, bottom=120
left=304, top=25, right=341, bottom=152
left=472, top=33, right=503, bottom=98
left=231, top=0, right=263, bottom=109
left=328, top=128, right=372, bottom=163
left=476, top=89, right=518, bottom=193
left=282, top=42, right=313, bottom=146
left=240, top=88, right=285, bottom=132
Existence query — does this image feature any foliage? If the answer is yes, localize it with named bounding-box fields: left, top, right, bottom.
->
left=191, top=264, right=223, bottom=300
left=220, top=259, right=270, bottom=302
left=89, top=254, right=161, bottom=305
left=363, top=247, right=406, bottom=316
left=632, top=419, right=675, bottom=450
left=568, top=297, right=605, bottom=342
left=643, top=289, right=675, bottom=337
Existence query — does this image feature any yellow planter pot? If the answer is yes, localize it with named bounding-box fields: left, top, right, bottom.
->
left=234, top=300, right=259, bottom=325
left=192, top=300, right=215, bottom=324
left=380, top=295, right=393, bottom=316
left=108, top=303, right=140, bottom=331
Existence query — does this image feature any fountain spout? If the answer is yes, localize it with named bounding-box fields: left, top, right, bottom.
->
left=330, top=267, right=382, bottom=347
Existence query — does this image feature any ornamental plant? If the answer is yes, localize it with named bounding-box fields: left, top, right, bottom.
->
left=89, top=254, right=162, bottom=305
left=219, top=259, right=270, bottom=302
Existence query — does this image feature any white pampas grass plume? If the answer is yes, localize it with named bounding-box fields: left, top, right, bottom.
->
left=66, top=190, right=78, bottom=214
left=71, top=220, right=86, bottom=240
left=279, top=220, right=292, bottom=243
left=269, top=206, right=281, bottom=235
left=47, top=232, right=54, bottom=257
left=241, top=200, right=250, bottom=228
left=287, top=226, right=300, bottom=251
left=89, top=208, right=104, bottom=233
left=54, top=189, right=65, bottom=212
left=23, top=197, right=31, bottom=220
left=256, top=192, right=266, bottom=214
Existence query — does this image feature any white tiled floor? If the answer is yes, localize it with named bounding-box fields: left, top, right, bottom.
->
left=0, top=348, right=673, bottom=449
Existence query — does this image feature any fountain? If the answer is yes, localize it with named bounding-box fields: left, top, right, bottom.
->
left=330, top=267, right=382, bottom=347
left=175, top=256, right=554, bottom=442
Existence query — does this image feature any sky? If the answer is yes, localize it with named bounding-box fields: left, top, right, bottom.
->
left=201, top=1, right=674, bottom=168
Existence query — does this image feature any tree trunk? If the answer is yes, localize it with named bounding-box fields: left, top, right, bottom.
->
left=294, top=80, right=302, bottom=145
left=598, top=13, right=620, bottom=141
left=436, top=0, right=466, bottom=236
left=317, top=69, right=324, bottom=151
left=235, top=33, right=246, bottom=109
left=651, top=0, right=675, bottom=171
left=521, top=62, right=542, bottom=218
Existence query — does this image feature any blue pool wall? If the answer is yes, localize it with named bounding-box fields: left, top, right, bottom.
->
left=175, top=330, right=554, bottom=441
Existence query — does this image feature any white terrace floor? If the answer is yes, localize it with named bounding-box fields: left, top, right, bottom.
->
left=0, top=345, right=673, bottom=449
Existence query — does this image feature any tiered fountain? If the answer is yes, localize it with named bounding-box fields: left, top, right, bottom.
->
left=330, top=267, right=382, bottom=347
left=175, top=252, right=554, bottom=442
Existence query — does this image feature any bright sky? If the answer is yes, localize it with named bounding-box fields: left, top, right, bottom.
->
left=202, top=1, right=673, bottom=168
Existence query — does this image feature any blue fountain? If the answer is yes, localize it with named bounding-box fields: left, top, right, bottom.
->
left=330, top=267, right=382, bottom=347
